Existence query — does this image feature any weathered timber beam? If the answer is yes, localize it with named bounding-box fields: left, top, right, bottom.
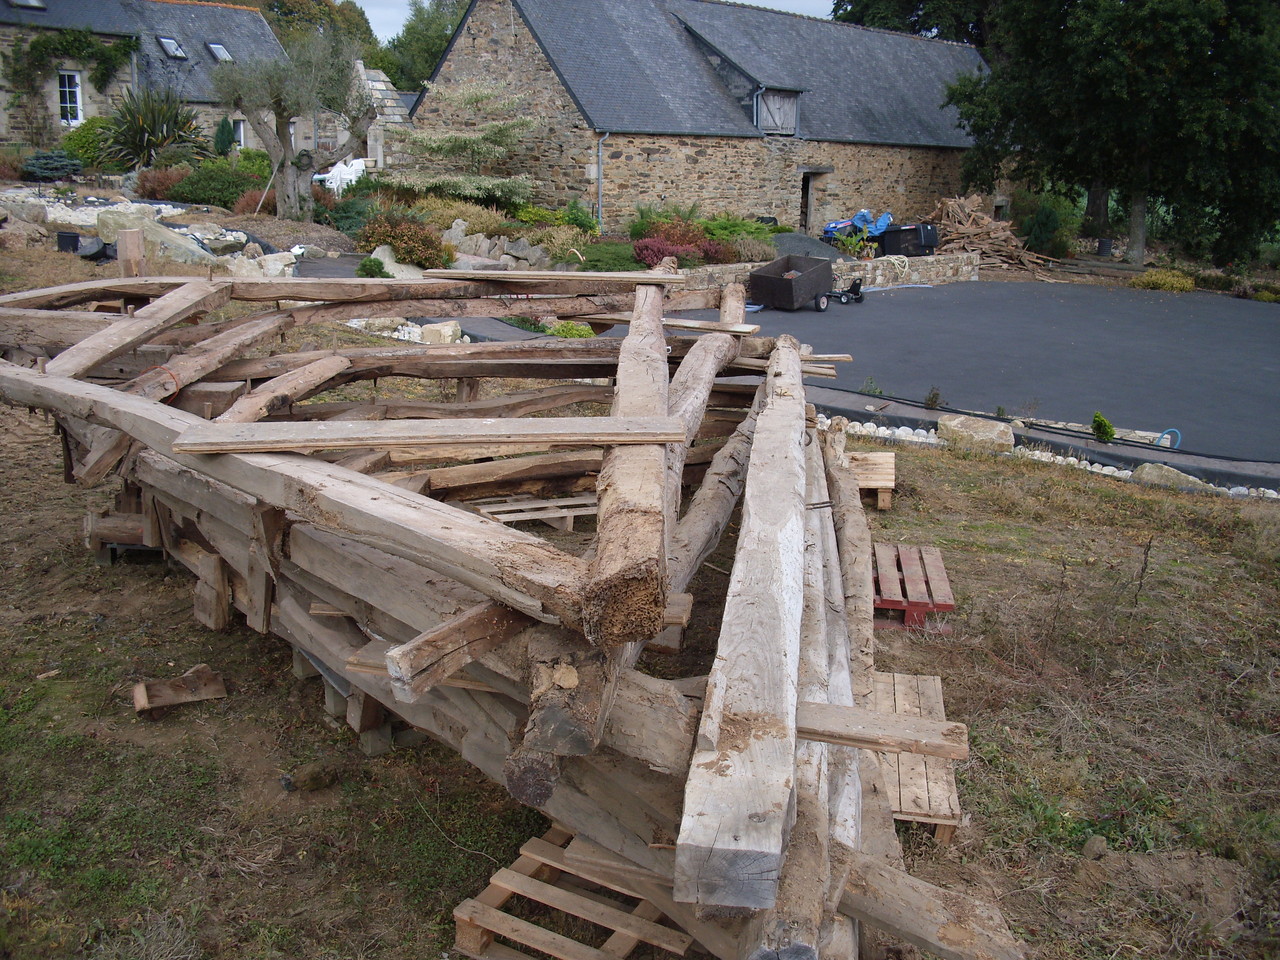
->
left=277, top=384, right=613, bottom=421
left=385, top=601, right=534, bottom=700
left=674, top=336, right=807, bottom=910
left=822, top=418, right=876, bottom=704
left=215, top=356, right=353, bottom=423
left=45, top=280, right=234, bottom=379
left=582, top=266, right=675, bottom=648
left=0, top=307, right=113, bottom=348
left=288, top=293, right=637, bottom=324
left=0, top=362, right=586, bottom=627
left=170, top=415, right=686, bottom=455
left=0, top=277, right=184, bottom=309
left=421, top=268, right=688, bottom=285
left=796, top=702, right=968, bottom=759
left=839, top=853, right=1026, bottom=960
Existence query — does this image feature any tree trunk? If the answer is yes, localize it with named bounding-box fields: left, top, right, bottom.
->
left=1126, top=187, right=1147, bottom=265
left=1084, top=182, right=1110, bottom=237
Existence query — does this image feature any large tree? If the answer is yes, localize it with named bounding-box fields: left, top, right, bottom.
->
left=946, top=0, right=1280, bottom=264
left=832, top=0, right=992, bottom=49
left=383, top=0, right=469, bottom=91
left=213, top=31, right=378, bottom=222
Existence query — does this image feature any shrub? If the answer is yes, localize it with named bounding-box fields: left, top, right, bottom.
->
left=561, top=198, right=597, bottom=234
left=412, top=197, right=507, bottom=235
left=321, top=195, right=374, bottom=237
left=548, top=320, right=595, bottom=338
left=1130, top=269, right=1195, bottom=292
left=1091, top=411, right=1116, bottom=443
left=103, top=88, right=209, bottom=170
left=213, top=117, right=235, bottom=157
left=733, top=236, right=777, bottom=262
left=513, top=203, right=558, bottom=225
left=167, top=164, right=263, bottom=209
left=152, top=143, right=199, bottom=169
left=698, top=239, right=739, bottom=265
left=627, top=202, right=702, bottom=240
left=136, top=163, right=192, bottom=200
left=233, top=188, right=275, bottom=215
left=1252, top=290, right=1280, bottom=303
left=59, top=116, right=114, bottom=169
left=1016, top=190, right=1082, bottom=259
left=698, top=212, right=773, bottom=244
left=357, top=212, right=454, bottom=268
left=577, top=240, right=645, bottom=271
left=21, top=150, right=81, bottom=182
left=356, top=256, right=393, bottom=278
left=0, top=149, right=24, bottom=181
left=524, top=224, right=591, bottom=264
left=648, top=216, right=707, bottom=246
left=633, top=237, right=703, bottom=268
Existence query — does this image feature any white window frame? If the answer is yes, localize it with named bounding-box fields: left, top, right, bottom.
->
left=207, top=42, right=232, bottom=62
left=58, top=71, right=82, bottom=127
left=158, top=36, right=187, bottom=59
left=232, top=118, right=246, bottom=148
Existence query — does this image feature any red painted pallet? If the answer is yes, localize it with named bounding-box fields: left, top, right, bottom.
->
left=871, top=543, right=955, bottom=630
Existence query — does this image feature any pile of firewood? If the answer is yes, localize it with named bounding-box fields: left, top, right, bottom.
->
left=927, top=195, right=1055, bottom=274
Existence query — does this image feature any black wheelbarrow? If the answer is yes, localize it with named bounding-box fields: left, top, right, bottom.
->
left=749, top=255, right=835, bottom=311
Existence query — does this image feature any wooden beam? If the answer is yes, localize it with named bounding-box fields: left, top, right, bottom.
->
left=797, top=702, right=968, bottom=759
left=674, top=336, right=807, bottom=910
left=421, top=268, right=688, bottom=285
left=282, top=384, right=613, bottom=422
left=385, top=601, right=534, bottom=698
left=0, top=363, right=587, bottom=627
left=582, top=267, right=674, bottom=648
left=0, top=277, right=183, bottom=310
left=45, top=280, right=233, bottom=379
left=170, top=416, right=687, bottom=455
left=578, top=312, right=760, bottom=336
left=0, top=307, right=112, bottom=349
left=215, top=355, right=353, bottom=423
left=840, top=853, right=1026, bottom=960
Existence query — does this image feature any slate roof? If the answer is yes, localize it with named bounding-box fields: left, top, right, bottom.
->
left=502, top=0, right=983, bottom=147
left=0, top=0, right=285, bottom=104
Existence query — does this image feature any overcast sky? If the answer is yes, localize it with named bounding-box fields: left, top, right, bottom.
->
left=351, top=0, right=838, bottom=43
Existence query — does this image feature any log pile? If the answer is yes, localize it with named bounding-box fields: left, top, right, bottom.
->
left=0, top=263, right=1025, bottom=960
left=926, top=195, right=1054, bottom=274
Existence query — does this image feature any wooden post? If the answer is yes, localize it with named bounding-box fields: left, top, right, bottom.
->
left=117, top=228, right=147, bottom=279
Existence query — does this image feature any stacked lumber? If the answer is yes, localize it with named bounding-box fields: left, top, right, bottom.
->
left=926, top=195, right=1054, bottom=274
left=0, top=264, right=1025, bottom=960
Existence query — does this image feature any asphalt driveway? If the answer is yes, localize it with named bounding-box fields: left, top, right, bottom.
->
left=691, top=281, right=1279, bottom=463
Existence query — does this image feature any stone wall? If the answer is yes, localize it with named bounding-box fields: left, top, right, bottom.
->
left=682, top=252, right=979, bottom=292
left=404, top=0, right=972, bottom=234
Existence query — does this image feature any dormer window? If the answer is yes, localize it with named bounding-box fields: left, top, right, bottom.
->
left=208, top=43, right=232, bottom=62
left=758, top=89, right=798, bottom=136
left=6, top=0, right=49, bottom=9
left=158, top=37, right=187, bottom=59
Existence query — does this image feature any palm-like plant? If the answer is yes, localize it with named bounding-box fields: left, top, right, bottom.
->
left=104, top=89, right=211, bottom=170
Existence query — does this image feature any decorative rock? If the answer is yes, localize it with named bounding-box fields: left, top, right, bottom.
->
left=416, top=320, right=462, bottom=344
left=937, top=413, right=1015, bottom=453
left=1130, top=462, right=1210, bottom=492
left=242, top=242, right=264, bottom=259
left=441, top=218, right=468, bottom=245
left=205, top=235, right=247, bottom=256
left=508, top=236, right=533, bottom=259
left=0, top=200, right=48, bottom=224
left=451, top=253, right=505, bottom=271
left=1228, top=486, right=1250, bottom=498
left=0, top=218, right=48, bottom=249
left=371, top=244, right=424, bottom=279
left=184, top=221, right=225, bottom=240
left=256, top=252, right=297, bottom=277
left=1102, top=465, right=1117, bottom=475
left=895, top=426, right=914, bottom=440
left=456, top=234, right=487, bottom=257
left=303, top=245, right=326, bottom=259
left=95, top=208, right=157, bottom=242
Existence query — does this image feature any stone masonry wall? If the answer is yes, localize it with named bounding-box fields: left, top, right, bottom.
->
left=682, top=252, right=980, bottom=293
left=404, top=0, right=970, bottom=235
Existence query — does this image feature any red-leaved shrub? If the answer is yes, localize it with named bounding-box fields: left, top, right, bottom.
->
left=234, top=188, right=275, bottom=215
left=647, top=216, right=707, bottom=246
left=699, top=239, right=739, bottom=264
left=136, top=164, right=192, bottom=200
left=633, top=237, right=704, bottom=268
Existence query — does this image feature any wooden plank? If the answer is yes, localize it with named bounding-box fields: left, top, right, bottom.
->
left=579, top=312, right=760, bottom=336
left=919, top=545, right=955, bottom=609
left=170, top=416, right=686, bottom=454
left=840, top=852, right=1026, bottom=960
left=132, top=663, right=227, bottom=716
left=898, top=545, right=931, bottom=608
left=289, top=293, right=638, bottom=325
left=454, top=900, right=610, bottom=960
left=871, top=673, right=902, bottom=812
left=796, top=701, right=968, bottom=759
left=45, top=280, right=233, bottom=379
left=600, top=900, right=667, bottom=959
left=0, top=277, right=183, bottom=309
left=729, top=356, right=838, bottom=378
left=674, top=336, right=807, bottom=910
left=873, top=543, right=905, bottom=607
left=0, top=307, right=112, bottom=348
left=917, top=675, right=961, bottom=822
left=486, top=869, right=691, bottom=954
left=422, top=268, right=688, bottom=285
left=892, top=674, right=931, bottom=816
left=290, top=384, right=613, bottom=422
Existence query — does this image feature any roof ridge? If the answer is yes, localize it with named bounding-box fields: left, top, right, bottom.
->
left=677, top=0, right=979, bottom=50
left=138, top=0, right=264, bottom=13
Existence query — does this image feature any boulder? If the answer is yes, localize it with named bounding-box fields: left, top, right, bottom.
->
left=95, top=209, right=153, bottom=242
left=456, top=233, right=488, bottom=257
left=417, top=320, right=462, bottom=344
left=936, top=414, right=1015, bottom=453
left=205, top=234, right=247, bottom=256
left=441, top=218, right=468, bottom=245
left=242, top=242, right=264, bottom=259
left=303, top=245, right=326, bottom=259
left=184, top=221, right=225, bottom=240
left=526, top=246, right=553, bottom=269
left=256, top=252, right=297, bottom=277
left=1130, top=462, right=1211, bottom=493
left=451, top=253, right=506, bottom=271
left=371, top=244, right=424, bottom=280
left=0, top=200, right=48, bottom=224
left=507, top=236, right=533, bottom=259
left=0, top=218, right=49, bottom=249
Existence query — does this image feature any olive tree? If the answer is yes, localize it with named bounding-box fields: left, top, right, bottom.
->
left=213, top=30, right=377, bottom=221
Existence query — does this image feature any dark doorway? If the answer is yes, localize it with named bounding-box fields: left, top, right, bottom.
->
left=800, top=172, right=816, bottom=233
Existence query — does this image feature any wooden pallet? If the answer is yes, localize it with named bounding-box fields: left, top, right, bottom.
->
left=454, top=826, right=694, bottom=960
left=849, top=451, right=895, bottom=510
left=469, top=493, right=600, bottom=531
left=871, top=542, right=955, bottom=630
left=872, top=672, right=961, bottom=843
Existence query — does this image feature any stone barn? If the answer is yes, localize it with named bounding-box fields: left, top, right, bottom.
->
left=410, top=0, right=986, bottom=233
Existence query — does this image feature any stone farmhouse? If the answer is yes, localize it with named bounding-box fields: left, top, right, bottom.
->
left=0, top=0, right=298, bottom=150
left=414, top=0, right=987, bottom=233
